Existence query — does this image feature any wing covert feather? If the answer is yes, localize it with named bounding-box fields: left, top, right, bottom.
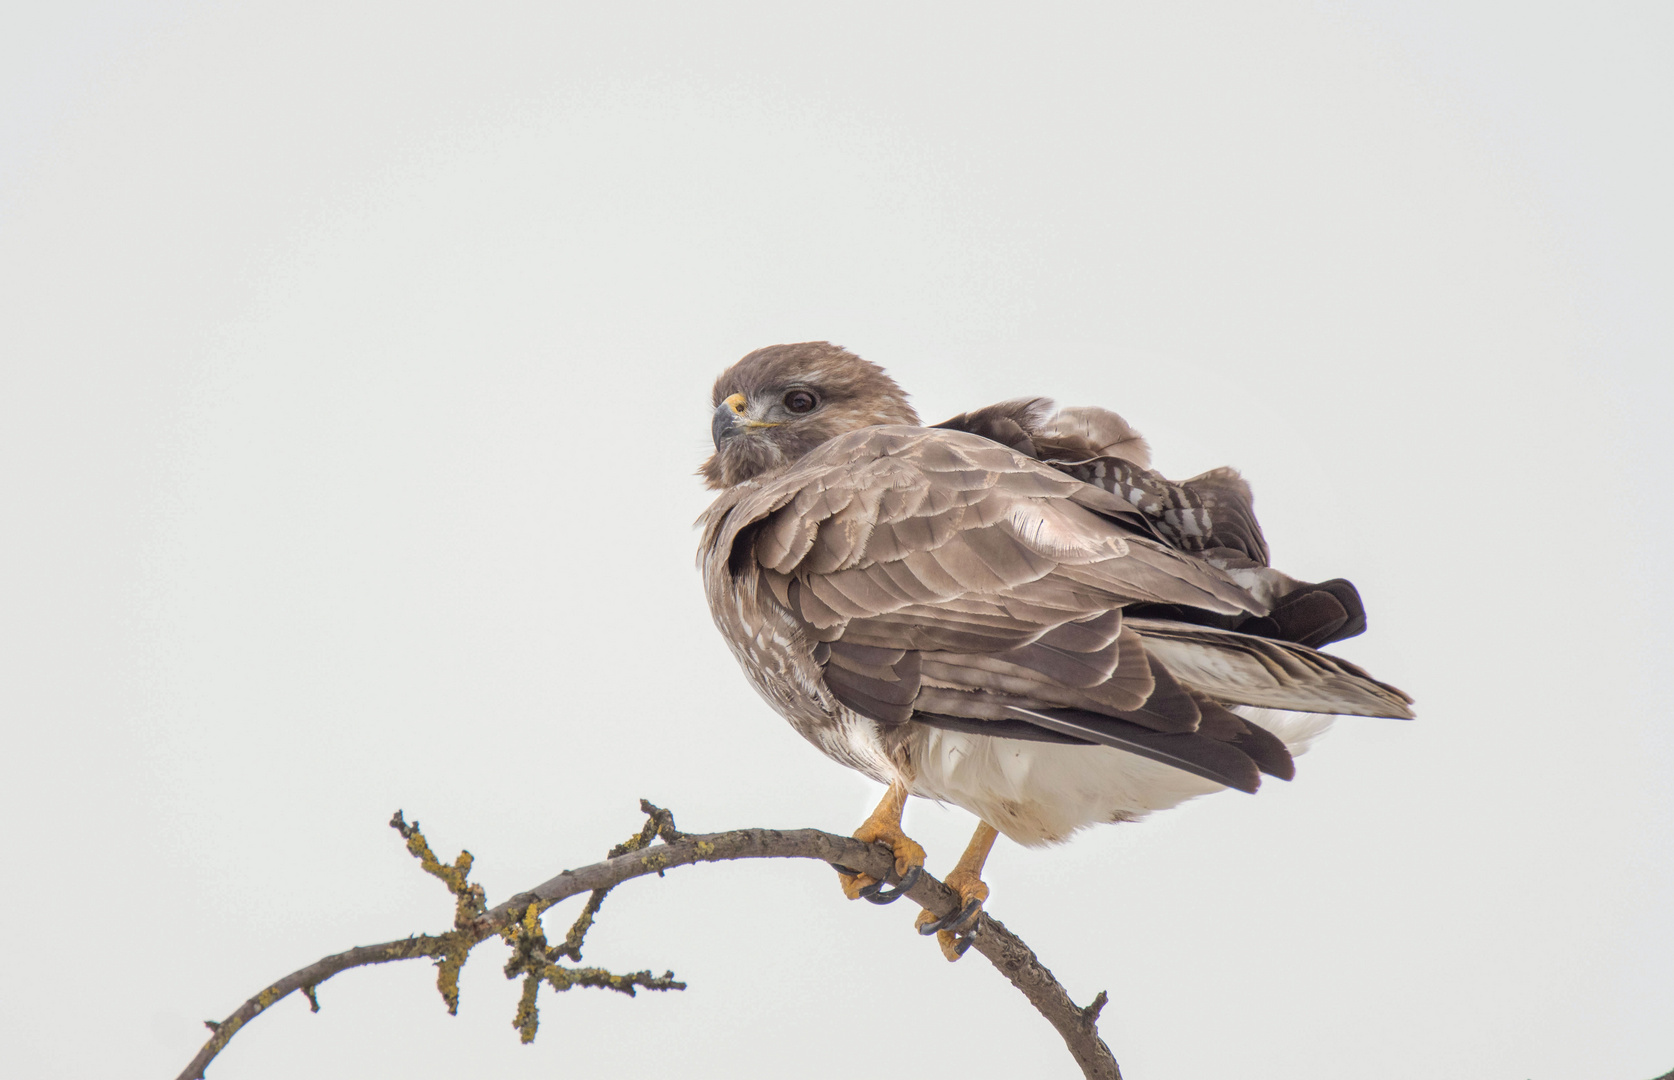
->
left=705, top=423, right=1406, bottom=793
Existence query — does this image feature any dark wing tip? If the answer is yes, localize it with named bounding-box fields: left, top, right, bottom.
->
left=1199, top=699, right=1296, bottom=781
left=1001, top=705, right=1264, bottom=793
left=1269, top=578, right=1367, bottom=647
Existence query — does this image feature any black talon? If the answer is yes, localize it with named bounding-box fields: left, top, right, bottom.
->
left=952, top=931, right=976, bottom=958
left=918, top=896, right=984, bottom=935
left=861, top=863, right=922, bottom=904
left=830, top=863, right=862, bottom=877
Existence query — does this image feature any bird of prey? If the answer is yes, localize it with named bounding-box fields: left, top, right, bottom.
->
left=699, top=341, right=1412, bottom=959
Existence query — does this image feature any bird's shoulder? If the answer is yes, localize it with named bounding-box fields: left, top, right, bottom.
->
left=700, top=422, right=1155, bottom=576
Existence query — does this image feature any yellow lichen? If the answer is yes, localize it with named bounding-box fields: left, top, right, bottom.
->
left=513, top=975, right=542, bottom=1043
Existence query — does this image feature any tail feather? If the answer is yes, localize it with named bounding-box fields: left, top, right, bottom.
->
left=1129, top=617, right=1414, bottom=719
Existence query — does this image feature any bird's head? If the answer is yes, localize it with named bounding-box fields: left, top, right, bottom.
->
left=701, top=342, right=919, bottom=489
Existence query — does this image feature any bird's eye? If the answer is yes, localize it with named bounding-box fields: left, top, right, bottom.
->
left=783, top=389, right=818, bottom=414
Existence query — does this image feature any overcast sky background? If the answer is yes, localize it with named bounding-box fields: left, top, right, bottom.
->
left=3, top=3, right=1670, bottom=1078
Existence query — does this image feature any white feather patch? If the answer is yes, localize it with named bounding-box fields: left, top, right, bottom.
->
left=908, top=706, right=1337, bottom=846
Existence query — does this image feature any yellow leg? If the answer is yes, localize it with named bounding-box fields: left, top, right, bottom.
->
left=836, top=781, right=927, bottom=900
left=916, top=820, right=999, bottom=961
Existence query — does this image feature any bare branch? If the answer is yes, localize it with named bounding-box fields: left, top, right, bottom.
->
left=177, top=805, right=1119, bottom=1080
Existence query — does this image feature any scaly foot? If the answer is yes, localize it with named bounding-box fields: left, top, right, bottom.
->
left=914, top=820, right=999, bottom=961
left=915, top=868, right=988, bottom=958
left=834, top=782, right=925, bottom=905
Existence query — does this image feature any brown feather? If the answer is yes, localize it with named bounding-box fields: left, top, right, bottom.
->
left=1129, top=617, right=1414, bottom=718
left=1194, top=697, right=1295, bottom=780
left=996, top=706, right=1262, bottom=794
left=698, top=344, right=1413, bottom=802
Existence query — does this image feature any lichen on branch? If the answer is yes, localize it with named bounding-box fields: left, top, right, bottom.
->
left=177, top=801, right=1121, bottom=1080
left=503, top=897, right=685, bottom=1043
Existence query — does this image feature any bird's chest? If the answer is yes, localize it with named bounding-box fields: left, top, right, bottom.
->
left=702, top=558, right=900, bottom=784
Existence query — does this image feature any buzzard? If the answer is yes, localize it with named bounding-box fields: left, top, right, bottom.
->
left=699, top=342, right=1412, bottom=959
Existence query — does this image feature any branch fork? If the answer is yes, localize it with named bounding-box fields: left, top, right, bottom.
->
left=177, top=801, right=1120, bottom=1080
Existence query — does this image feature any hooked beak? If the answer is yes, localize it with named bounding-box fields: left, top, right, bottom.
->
left=711, top=392, right=778, bottom=450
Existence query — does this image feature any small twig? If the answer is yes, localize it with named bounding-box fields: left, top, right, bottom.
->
left=388, top=811, right=486, bottom=1014
left=555, top=799, right=685, bottom=961
left=559, top=887, right=610, bottom=961
left=502, top=893, right=686, bottom=1042
left=177, top=805, right=1120, bottom=1080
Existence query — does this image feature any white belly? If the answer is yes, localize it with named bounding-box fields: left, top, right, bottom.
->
left=907, top=708, right=1337, bottom=846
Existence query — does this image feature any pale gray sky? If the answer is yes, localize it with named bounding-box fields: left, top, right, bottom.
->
left=2, top=3, right=1670, bottom=1078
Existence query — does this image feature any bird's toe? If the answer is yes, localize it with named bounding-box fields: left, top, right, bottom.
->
left=859, top=863, right=921, bottom=904
left=835, top=862, right=922, bottom=904
left=916, top=894, right=983, bottom=936
left=914, top=866, right=989, bottom=961
left=915, top=906, right=981, bottom=961
left=847, top=809, right=927, bottom=904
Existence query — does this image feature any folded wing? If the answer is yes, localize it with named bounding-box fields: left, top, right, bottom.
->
left=708, top=424, right=1411, bottom=793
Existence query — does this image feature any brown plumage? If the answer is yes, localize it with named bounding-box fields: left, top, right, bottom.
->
left=698, top=341, right=1412, bottom=955
left=701, top=343, right=919, bottom=490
